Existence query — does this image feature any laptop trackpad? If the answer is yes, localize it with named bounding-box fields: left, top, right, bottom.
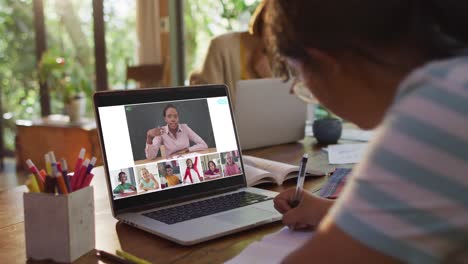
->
left=214, top=207, right=275, bottom=225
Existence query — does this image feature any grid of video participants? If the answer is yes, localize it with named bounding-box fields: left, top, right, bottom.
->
left=109, top=150, right=243, bottom=200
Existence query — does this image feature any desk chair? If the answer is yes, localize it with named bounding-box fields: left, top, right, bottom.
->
left=125, top=62, right=169, bottom=89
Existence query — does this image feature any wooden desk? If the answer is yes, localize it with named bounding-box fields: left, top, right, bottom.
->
left=0, top=139, right=326, bottom=263
left=15, top=116, right=102, bottom=171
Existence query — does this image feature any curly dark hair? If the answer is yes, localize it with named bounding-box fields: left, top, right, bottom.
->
left=265, top=0, right=468, bottom=78
left=118, top=171, right=126, bottom=181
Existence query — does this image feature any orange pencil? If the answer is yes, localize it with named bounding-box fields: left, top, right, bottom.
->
left=56, top=172, right=69, bottom=194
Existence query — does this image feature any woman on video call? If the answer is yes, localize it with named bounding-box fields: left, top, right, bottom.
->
left=145, top=104, right=208, bottom=159
left=266, top=0, right=468, bottom=263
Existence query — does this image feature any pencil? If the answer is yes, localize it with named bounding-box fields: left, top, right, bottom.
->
left=26, top=159, right=45, bottom=192
left=26, top=175, right=40, bottom=193
left=56, top=172, right=69, bottom=194
left=81, top=173, right=94, bottom=188
left=116, top=249, right=152, bottom=264
left=96, top=250, right=134, bottom=264
left=71, top=148, right=86, bottom=190
left=45, top=154, right=52, bottom=176
left=61, top=158, right=71, bottom=192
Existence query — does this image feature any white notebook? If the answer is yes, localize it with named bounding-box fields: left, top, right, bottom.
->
left=226, top=227, right=314, bottom=264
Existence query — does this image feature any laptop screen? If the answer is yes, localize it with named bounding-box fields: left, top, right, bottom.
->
left=94, top=86, right=245, bottom=211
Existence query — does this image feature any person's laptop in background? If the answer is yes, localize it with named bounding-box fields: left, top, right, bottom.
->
left=93, top=85, right=281, bottom=245
left=235, top=78, right=307, bottom=150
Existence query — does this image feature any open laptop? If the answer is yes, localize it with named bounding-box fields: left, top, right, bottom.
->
left=93, top=85, right=281, bottom=245
left=235, top=78, right=307, bottom=150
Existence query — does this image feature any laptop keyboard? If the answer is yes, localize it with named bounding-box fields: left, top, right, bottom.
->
left=143, top=191, right=272, bottom=225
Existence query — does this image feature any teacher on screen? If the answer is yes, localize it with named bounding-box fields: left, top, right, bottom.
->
left=145, top=104, right=208, bottom=160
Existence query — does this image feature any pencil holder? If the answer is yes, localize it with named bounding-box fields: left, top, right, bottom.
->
left=23, top=186, right=95, bottom=263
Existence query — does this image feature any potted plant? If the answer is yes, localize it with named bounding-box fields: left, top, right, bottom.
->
left=313, top=105, right=342, bottom=145
left=38, top=49, right=92, bottom=123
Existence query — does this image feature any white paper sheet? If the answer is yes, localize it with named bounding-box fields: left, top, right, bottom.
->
left=225, top=227, right=313, bottom=264
left=341, top=129, right=374, bottom=142
left=327, top=143, right=368, bottom=164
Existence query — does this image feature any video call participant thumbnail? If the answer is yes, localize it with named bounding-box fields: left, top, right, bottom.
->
left=223, top=152, right=242, bottom=176
left=204, top=160, right=222, bottom=180
left=164, top=165, right=182, bottom=187
left=183, top=157, right=204, bottom=184
left=113, top=171, right=137, bottom=195
left=138, top=167, right=159, bottom=191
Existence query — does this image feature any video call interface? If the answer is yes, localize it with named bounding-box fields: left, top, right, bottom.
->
left=98, top=96, right=243, bottom=200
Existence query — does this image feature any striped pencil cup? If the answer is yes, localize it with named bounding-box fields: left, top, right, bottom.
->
left=23, top=186, right=95, bottom=263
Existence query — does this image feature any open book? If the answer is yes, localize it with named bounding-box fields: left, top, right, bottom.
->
left=242, top=155, right=329, bottom=186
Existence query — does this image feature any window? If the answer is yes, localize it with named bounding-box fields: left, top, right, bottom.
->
left=0, top=0, right=38, bottom=152
left=184, top=0, right=260, bottom=79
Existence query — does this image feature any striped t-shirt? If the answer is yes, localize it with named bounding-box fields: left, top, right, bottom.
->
left=329, top=57, right=468, bottom=264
